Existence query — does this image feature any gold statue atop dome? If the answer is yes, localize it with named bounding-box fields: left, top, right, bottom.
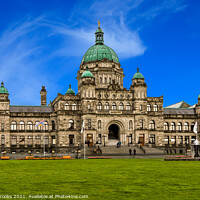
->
left=98, top=20, right=100, bottom=27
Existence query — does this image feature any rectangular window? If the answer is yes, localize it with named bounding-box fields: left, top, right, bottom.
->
left=69, top=135, right=74, bottom=145
left=88, top=119, right=91, bottom=129
left=1, top=123, right=4, bottom=131
left=149, top=134, right=155, bottom=144
left=1, top=135, right=5, bottom=145
left=35, top=136, right=41, bottom=145
left=44, top=136, right=49, bottom=145
left=185, top=136, right=189, bottom=145
left=27, top=136, right=33, bottom=146
left=164, top=136, right=169, bottom=145
left=11, top=136, right=17, bottom=146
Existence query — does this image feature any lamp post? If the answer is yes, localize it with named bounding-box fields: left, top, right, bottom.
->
left=102, top=135, right=106, bottom=147
left=126, top=135, right=131, bottom=146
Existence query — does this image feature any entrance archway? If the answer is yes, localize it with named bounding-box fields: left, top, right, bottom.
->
left=108, top=124, right=119, bottom=139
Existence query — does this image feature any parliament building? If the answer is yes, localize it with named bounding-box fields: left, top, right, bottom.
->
left=0, top=24, right=199, bottom=154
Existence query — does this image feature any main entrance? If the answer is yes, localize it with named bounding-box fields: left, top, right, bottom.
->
left=108, top=124, right=119, bottom=139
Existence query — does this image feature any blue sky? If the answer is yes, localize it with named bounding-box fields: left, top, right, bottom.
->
left=0, top=0, right=199, bottom=107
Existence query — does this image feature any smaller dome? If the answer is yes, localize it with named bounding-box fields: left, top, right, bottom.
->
left=133, top=68, right=144, bottom=79
left=81, top=66, right=93, bottom=78
left=66, top=85, right=75, bottom=94
left=0, top=82, right=8, bottom=94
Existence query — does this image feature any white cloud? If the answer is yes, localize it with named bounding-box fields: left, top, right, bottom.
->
left=0, top=0, right=188, bottom=104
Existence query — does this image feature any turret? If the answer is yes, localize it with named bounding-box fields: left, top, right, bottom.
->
left=80, top=66, right=95, bottom=99
left=130, top=68, right=147, bottom=99
left=0, top=81, right=10, bottom=111
left=0, top=82, right=10, bottom=134
left=40, top=86, right=47, bottom=106
left=66, top=85, right=75, bottom=95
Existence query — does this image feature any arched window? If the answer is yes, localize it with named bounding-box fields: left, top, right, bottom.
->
left=153, top=105, right=158, bottom=112
left=100, top=77, right=102, bottom=84
left=11, top=121, right=17, bottom=131
left=35, top=121, right=41, bottom=131
left=97, top=102, right=102, bottom=110
left=44, top=121, right=48, bottom=131
left=112, top=103, right=117, bottom=110
left=140, top=105, right=142, bottom=111
left=126, top=103, right=131, bottom=111
left=105, top=102, right=109, bottom=110
left=88, top=103, right=91, bottom=110
left=52, top=121, right=56, bottom=131
left=65, top=103, right=70, bottom=110
left=88, top=90, right=90, bottom=97
left=164, top=122, right=169, bottom=131
left=98, top=120, right=101, bottom=129
left=147, top=105, right=151, bottom=112
left=129, top=120, right=133, bottom=130
left=19, top=121, right=25, bottom=131
left=149, top=120, right=155, bottom=130
left=68, top=120, right=74, bottom=129
left=105, top=77, right=107, bottom=84
left=109, top=77, right=111, bottom=84
left=191, top=122, right=195, bottom=131
left=170, top=122, right=175, bottom=131
left=140, top=119, right=143, bottom=129
left=119, top=103, right=124, bottom=110
left=177, top=122, right=182, bottom=131
left=184, top=122, right=189, bottom=131
left=27, top=121, right=33, bottom=131
left=72, top=103, right=77, bottom=111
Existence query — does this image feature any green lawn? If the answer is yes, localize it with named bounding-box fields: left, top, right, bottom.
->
left=0, top=159, right=199, bottom=200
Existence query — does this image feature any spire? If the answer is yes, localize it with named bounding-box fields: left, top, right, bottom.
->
left=1, top=81, right=4, bottom=87
left=137, top=67, right=139, bottom=72
left=69, top=84, right=71, bottom=89
left=95, top=20, right=104, bottom=45
left=86, top=66, right=89, bottom=71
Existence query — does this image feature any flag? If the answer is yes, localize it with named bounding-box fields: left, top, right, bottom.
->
left=36, top=120, right=44, bottom=127
left=81, top=120, right=85, bottom=133
left=193, top=121, right=197, bottom=134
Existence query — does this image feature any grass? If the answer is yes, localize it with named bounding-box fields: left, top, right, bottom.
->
left=0, top=159, right=200, bottom=199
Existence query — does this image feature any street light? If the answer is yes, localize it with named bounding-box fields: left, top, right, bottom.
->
left=126, top=135, right=131, bottom=146
left=102, top=135, right=107, bottom=147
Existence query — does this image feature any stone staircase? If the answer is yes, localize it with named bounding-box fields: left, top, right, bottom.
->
left=81, top=145, right=164, bottom=156
left=142, top=146, right=164, bottom=155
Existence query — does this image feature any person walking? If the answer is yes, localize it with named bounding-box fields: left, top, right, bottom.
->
left=133, top=148, right=136, bottom=155
left=87, top=140, right=90, bottom=147
left=129, top=148, right=132, bottom=156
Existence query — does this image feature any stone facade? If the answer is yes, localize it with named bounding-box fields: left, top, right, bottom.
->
left=0, top=25, right=199, bottom=154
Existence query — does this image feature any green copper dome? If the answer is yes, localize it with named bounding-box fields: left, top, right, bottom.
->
left=0, top=82, right=8, bottom=94
left=81, top=26, right=119, bottom=64
left=66, top=85, right=75, bottom=95
left=198, top=94, right=200, bottom=99
left=82, top=66, right=93, bottom=78
left=133, top=68, right=144, bottom=79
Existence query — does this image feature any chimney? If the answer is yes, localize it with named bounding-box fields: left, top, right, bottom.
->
left=40, top=86, right=47, bottom=106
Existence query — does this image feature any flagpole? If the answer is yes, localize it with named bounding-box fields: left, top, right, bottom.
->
left=84, top=128, right=86, bottom=159
left=43, top=124, right=45, bottom=157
